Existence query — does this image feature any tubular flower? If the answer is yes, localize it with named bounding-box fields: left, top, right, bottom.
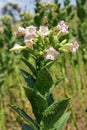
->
left=59, top=41, right=79, bottom=52
left=57, top=20, right=68, bottom=34
left=38, top=26, right=50, bottom=38
left=24, top=38, right=34, bottom=48
left=59, top=43, right=74, bottom=52
left=46, top=47, right=59, bottom=60
left=9, top=43, right=26, bottom=53
left=15, top=27, right=25, bottom=37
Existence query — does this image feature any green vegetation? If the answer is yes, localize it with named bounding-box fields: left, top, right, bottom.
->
left=0, top=0, right=87, bottom=130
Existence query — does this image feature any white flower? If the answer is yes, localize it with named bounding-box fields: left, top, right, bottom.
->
left=9, top=43, right=26, bottom=53
left=38, top=26, right=50, bottom=37
left=25, top=25, right=36, bottom=39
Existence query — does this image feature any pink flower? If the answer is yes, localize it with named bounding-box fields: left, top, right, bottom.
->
left=71, top=41, right=79, bottom=52
left=24, top=25, right=36, bottom=39
left=15, top=27, right=25, bottom=37
left=24, top=38, right=34, bottom=48
left=46, top=47, right=59, bottom=60
left=24, top=26, right=36, bottom=48
left=38, top=26, right=50, bottom=37
left=57, top=20, right=68, bottom=34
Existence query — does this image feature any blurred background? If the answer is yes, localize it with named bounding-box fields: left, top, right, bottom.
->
left=0, top=0, right=87, bottom=130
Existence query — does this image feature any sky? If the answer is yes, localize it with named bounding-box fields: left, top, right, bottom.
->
left=0, top=0, right=76, bottom=18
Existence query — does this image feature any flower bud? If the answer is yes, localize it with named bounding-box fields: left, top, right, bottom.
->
left=24, top=39, right=34, bottom=48
left=59, top=41, right=79, bottom=52
left=59, top=43, right=74, bottom=52
left=15, top=27, right=25, bottom=37
left=9, top=43, right=27, bottom=52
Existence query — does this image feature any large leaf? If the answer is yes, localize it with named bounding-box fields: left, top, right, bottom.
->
left=24, top=87, right=48, bottom=123
left=41, top=112, right=70, bottom=130
left=56, top=112, right=70, bottom=130
left=35, top=68, right=53, bottom=95
left=22, top=123, right=34, bottom=130
left=46, top=93, right=54, bottom=106
left=40, top=98, right=70, bottom=130
left=22, top=58, right=37, bottom=77
left=49, top=77, right=64, bottom=93
left=21, top=69, right=35, bottom=88
left=10, top=105, right=39, bottom=130
left=42, top=59, right=57, bottom=69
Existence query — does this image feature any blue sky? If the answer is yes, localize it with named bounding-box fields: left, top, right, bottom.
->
left=0, top=0, right=76, bottom=17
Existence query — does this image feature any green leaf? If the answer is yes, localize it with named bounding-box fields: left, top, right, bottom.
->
left=40, top=98, right=70, bottom=130
left=22, top=58, right=37, bottom=77
left=56, top=112, right=70, bottom=130
left=43, top=60, right=57, bottom=69
left=41, top=112, right=70, bottom=130
left=24, top=87, right=48, bottom=123
left=49, top=77, right=64, bottom=93
left=46, top=93, right=54, bottom=106
left=22, top=123, right=34, bottom=130
left=35, top=68, right=53, bottom=95
left=21, top=69, right=35, bottom=88
left=10, top=105, right=39, bottom=130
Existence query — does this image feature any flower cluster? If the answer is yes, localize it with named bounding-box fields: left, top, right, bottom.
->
left=1, top=15, right=12, bottom=24
left=10, top=21, right=79, bottom=61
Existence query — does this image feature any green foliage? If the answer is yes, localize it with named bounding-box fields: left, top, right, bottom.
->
left=64, top=0, right=70, bottom=6
left=21, top=58, right=37, bottom=77
left=21, top=69, right=36, bottom=88
left=20, top=12, right=33, bottom=27
left=0, top=69, right=4, bottom=86
left=35, top=68, right=53, bottom=96
left=34, top=0, right=75, bottom=28
left=76, top=0, right=87, bottom=21
left=10, top=105, right=39, bottom=130
left=40, top=98, right=70, bottom=130
left=22, top=123, right=34, bottom=130
left=49, top=77, right=64, bottom=93
left=1, top=15, right=13, bottom=44
left=52, top=112, right=70, bottom=130
left=11, top=90, right=70, bottom=130
left=10, top=56, right=70, bottom=129
left=1, top=0, right=87, bottom=130
left=24, top=87, right=48, bottom=123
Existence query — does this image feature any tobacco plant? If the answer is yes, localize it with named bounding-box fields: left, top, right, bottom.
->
left=10, top=20, right=79, bottom=130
